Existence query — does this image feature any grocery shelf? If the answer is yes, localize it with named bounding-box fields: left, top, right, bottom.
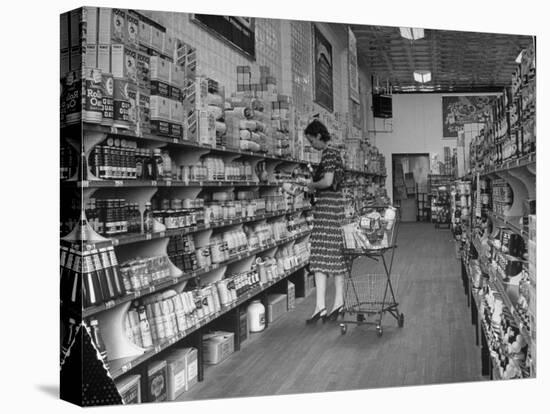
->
left=63, top=179, right=294, bottom=189
left=487, top=212, right=528, bottom=240
left=84, top=206, right=312, bottom=248
left=81, top=229, right=312, bottom=318
left=63, top=123, right=313, bottom=166
left=473, top=153, right=536, bottom=177
left=486, top=265, right=532, bottom=348
left=106, top=259, right=309, bottom=379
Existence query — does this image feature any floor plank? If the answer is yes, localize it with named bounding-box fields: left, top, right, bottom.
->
left=179, top=223, right=483, bottom=401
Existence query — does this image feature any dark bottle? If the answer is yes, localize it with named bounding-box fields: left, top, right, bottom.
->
left=91, top=248, right=116, bottom=301
left=82, top=251, right=103, bottom=307
left=89, top=317, right=109, bottom=368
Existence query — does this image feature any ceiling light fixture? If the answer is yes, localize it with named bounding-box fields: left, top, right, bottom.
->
left=413, top=70, right=431, bottom=83
left=515, top=50, right=523, bottom=64
left=400, top=27, right=425, bottom=40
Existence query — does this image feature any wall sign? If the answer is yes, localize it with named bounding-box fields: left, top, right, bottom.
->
left=442, top=95, right=496, bottom=138
left=192, top=14, right=255, bottom=59
left=348, top=27, right=360, bottom=104
left=312, top=24, right=333, bottom=112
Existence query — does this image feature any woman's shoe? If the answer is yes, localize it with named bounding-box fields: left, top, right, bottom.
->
left=327, top=306, right=344, bottom=321
left=306, top=308, right=327, bottom=325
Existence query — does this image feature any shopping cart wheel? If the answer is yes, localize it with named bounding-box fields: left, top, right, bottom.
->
left=398, top=313, right=405, bottom=328
left=340, top=323, right=347, bottom=335
left=376, top=325, right=383, bottom=337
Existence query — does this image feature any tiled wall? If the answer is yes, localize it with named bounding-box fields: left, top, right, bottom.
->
left=289, top=21, right=350, bottom=117
left=139, top=11, right=283, bottom=94
left=138, top=10, right=369, bottom=133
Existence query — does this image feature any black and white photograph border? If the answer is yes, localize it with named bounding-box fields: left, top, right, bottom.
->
left=1, top=0, right=548, bottom=414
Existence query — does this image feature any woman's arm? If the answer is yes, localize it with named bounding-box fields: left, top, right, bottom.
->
left=309, top=172, right=334, bottom=190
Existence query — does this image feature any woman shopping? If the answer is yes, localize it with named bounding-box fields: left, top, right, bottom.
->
left=304, top=119, right=347, bottom=324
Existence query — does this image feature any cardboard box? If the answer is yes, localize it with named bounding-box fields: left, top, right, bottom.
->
left=164, top=30, right=176, bottom=58
left=111, top=44, right=137, bottom=82
left=287, top=280, right=295, bottom=310
left=203, top=331, right=235, bottom=364
left=69, top=9, right=81, bottom=48
left=115, top=374, right=141, bottom=404
left=143, top=360, right=167, bottom=402
left=84, top=44, right=97, bottom=68
left=60, top=49, right=70, bottom=76
left=182, top=347, right=198, bottom=391
left=238, top=306, right=248, bottom=344
left=84, top=7, right=98, bottom=44
left=125, top=10, right=140, bottom=49
left=136, top=51, right=150, bottom=91
left=164, top=351, right=187, bottom=401
left=98, top=8, right=125, bottom=44
left=151, top=23, right=165, bottom=52
left=60, top=12, right=70, bottom=50
left=267, top=293, right=287, bottom=323
left=138, top=14, right=152, bottom=47
left=69, top=46, right=82, bottom=71
left=137, top=90, right=151, bottom=135
left=97, top=44, right=110, bottom=72
left=150, top=56, right=171, bottom=97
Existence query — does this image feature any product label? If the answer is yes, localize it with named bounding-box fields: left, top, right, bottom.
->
left=137, top=52, right=151, bottom=90
left=65, top=71, right=82, bottom=124
left=174, top=369, right=186, bottom=392
left=122, top=385, right=139, bottom=404
left=113, top=78, right=130, bottom=125
left=187, top=360, right=197, bottom=381
left=111, top=9, right=126, bottom=43
left=83, top=68, right=103, bottom=123
left=126, top=11, right=139, bottom=48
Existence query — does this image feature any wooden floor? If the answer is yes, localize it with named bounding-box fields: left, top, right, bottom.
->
left=180, top=223, right=482, bottom=401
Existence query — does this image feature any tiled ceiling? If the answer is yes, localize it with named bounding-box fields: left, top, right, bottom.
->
left=350, top=24, right=534, bottom=93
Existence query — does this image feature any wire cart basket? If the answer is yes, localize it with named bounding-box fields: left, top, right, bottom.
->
left=339, top=205, right=403, bottom=337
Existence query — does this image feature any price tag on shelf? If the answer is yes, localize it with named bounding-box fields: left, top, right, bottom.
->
left=145, top=233, right=152, bottom=240
left=121, top=364, right=130, bottom=373
left=149, top=286, right=156, bottom=294
left=165, top=181, right=172, bottom=187
left=80, top=181, right=89, bottom=188
left=114, top=180, right=124, bottom=187
left=154, top=345, right=161, bottom=354
left=151, top=180, right=157, bottom=187
left=172, top=138, right=179, bottom=144
left=105, top=300, right=115, bottom=309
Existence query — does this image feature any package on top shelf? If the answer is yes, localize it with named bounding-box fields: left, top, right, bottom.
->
left=125, top=10, right=140, bottom=49
left=98, top=8, right=126, bottom=44
left=138, top=14, right=153, bottom=48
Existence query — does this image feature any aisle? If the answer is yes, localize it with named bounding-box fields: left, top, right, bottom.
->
left=180, top=223, right=482, bottom=401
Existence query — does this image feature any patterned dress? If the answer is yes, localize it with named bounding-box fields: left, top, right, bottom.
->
left=309, top=146, right=348, bottom=277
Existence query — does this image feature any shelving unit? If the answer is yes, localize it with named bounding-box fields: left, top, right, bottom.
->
left=455, top=42, right=536, bottom=380
left=108, top=259, right=309, bottom=379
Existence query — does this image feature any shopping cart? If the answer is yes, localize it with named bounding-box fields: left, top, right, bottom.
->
left=339, top=206, right=404, bottom=337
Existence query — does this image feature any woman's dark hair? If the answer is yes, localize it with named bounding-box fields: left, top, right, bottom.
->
left=304, top=119, right=331, bottom=142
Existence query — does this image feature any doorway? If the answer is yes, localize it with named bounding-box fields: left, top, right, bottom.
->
left=392, top=153, right=430, bottom=222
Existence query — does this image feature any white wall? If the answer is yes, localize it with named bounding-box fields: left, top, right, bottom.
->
left=376, top=93, right=500, bottom=200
